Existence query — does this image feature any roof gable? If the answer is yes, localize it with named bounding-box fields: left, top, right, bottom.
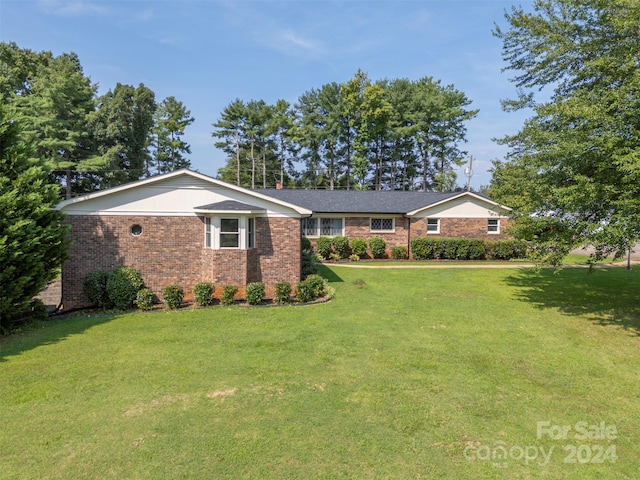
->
left=56, top=170, right=311, bottom=217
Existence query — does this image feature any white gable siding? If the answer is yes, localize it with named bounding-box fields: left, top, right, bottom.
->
left=411, top=196, right=509, bottom=219
left=59, top=176, right=302, bottom=217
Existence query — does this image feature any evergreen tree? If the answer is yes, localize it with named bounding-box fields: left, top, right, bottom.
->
left=0, top=104, right=69, bottom=331
left=153, top=96, right=194, bottom=175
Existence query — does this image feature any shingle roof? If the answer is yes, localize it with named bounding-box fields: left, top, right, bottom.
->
left=253, top=189, right=461, bottom=214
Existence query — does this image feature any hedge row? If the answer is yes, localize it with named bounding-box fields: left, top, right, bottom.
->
left=314, top=236, right=387, bottom=260
left=410, top=238, right=529, bottom=261
left=84, top=269, right=324, bottom=311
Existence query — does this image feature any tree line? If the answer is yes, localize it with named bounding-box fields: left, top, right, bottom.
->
left=212, top=69, right=478, bottom=191
left=1, top=42, right=194, bottom=198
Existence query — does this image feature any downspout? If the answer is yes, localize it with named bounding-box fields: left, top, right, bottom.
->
left=406, top=215, right=411, bottom=259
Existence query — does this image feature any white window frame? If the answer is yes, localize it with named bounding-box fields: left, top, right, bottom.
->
left=370, top=218, right=395, bottom=233
left=487, top=218, right=500, bottom=234
left=247, top=217, right=255, bottom=248
left=301, top=217, right=344, bottom=237
left=204, top=216, right=256, bottom=249
left=220, top=218, right=240, bottom=248
left=426, top=218, right=440, bottom=234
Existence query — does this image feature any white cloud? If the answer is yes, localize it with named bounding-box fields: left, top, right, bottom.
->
left=37, top=0, right=110, bottom=16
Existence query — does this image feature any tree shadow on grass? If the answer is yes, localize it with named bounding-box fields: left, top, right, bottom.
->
left=0, top=312, right=121, bottom=362
left=504, top=268, right=640, bottom=336
left=315, top=264, right=344, bottom=283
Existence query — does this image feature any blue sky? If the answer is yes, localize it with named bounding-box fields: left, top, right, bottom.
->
left=1, top=0, right=534, bottom=189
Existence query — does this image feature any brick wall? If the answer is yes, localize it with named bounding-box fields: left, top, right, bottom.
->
left=255, top=217, right=301, bottom=296
left=62, top=215, right=302, bottom=310
left=344, top=217, right=410, bottom=257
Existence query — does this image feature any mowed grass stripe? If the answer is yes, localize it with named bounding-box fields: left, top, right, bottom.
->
left=1, top=266, right=639, bottom=479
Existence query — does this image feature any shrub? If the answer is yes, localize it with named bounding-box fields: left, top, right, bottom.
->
left=30, top=298, right=49, bottom=321
left=301, top=236, right=312, bottom=252
left=162, top=284, right=184, bottom=309
left=245, top=282, right=265, bottom=305
left=296, top=274, right=327, bottom=303
left=316, top=236, right=333, bottom=259
left=454, top=239, right=470, bottom=260
left=390, top=245, right=408, bottom=260
left=295, top=280, right=314, bottom=303
left=135, top=288, right=155, bottom=311
left=106, top=266, right=144, bottom=311
left=468, top=239, right=486, bottom=260
left=349, top=254, right=360, bottom=262
left=332, top=236, right=349, bottom=258
left=301, top=252, right=317, bottom=277
left=369, top=237, right=387, bottom=259
left=329, top=252, right=341, bottom=261
left=443, top=239, right=458, bottom=259
left=351, top=238, right=367, bottom=257
left=193, top=282, right=215, bottom=306
left=221, top=285, right=238, bottom=306
left=410, top=237, right=434, bottom=260
left=83, top=270, right=112, bottom=309
left=274, top=281, right=292, bottom=304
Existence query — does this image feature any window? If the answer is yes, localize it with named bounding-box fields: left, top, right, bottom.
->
left=247, top=218, right=255, bottom=248
left=302, top=218, right=318, bottom=236
left=488, top=218, right=500, bottom=234
left=370, top=218, right=394, bottom=232
left=302, top=217, right=343, bottom=237
left=426, top=218, right=440, bottom=234
left=220, top=218, right=240, bottom=248
left=205, top=217, right=212, bottom=247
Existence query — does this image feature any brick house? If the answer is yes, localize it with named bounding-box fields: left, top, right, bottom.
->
left=56, top=169, right=510, bottom=310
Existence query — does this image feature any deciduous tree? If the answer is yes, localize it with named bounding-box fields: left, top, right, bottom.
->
left=490, top=0, right=640, bottom=264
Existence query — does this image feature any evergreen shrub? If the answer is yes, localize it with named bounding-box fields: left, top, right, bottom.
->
left=162, top=284, right=184, bottom=309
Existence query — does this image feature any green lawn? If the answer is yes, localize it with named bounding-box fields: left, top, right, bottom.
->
left=1, top=265, right=639, bottom=479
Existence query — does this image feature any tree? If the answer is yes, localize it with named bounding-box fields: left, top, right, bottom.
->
left=18, top=52, right=97, bottom=198
left=88, top=83, right=156, bottom=188
left=212, top=99, right=247, bottom=186
left=153, top=96, right=194, bottom=174
left=0, top=104, right=69, bottom=331
left=490, top=0, right=640, bottom=265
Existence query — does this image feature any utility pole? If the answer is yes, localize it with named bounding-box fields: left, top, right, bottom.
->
left=465, top=155, right=473, bottom=192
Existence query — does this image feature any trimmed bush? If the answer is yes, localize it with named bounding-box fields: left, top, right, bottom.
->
left=316, top=236, right=332, bottom=259
left=332, top=236, right=349, bottom=258
left=245, top=282, right=265, bottom=305
left=135, top=288, right=155, bottom=311
left=296, top=274, right=327, bottom=303
left=369, top=237, right=387, bottom=259
left=162, top=284, right=184, bottom=309
left=83, top=270, right=112, bottom=309
left=274, top=281, right=292, bottom=304
left=193, top=282, right=215, bottom=306
left=351, top=238, right=367, bottom=257
left=301, top=236, right=312, bottom=252
left=221, top=285, right=238, bottom=306
left=411, top=237, right=528, bottom=261
left=30, top=298, right=49, bottom=321
left=301, top=252, right=317, bottom=277
left=468, top=239, right=486, bottom=260
left=390, top=246, right=408, bottom=260
left=106, top=267, right=144, bottom=311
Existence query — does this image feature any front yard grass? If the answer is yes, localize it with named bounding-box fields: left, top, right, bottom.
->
left=1, top=266, right=639, bottom=479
